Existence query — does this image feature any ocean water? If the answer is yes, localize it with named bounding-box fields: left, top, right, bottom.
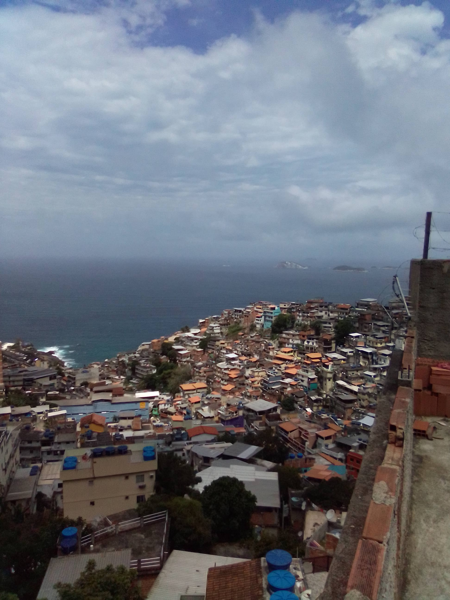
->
left=0, top=258, right=404, bottom=367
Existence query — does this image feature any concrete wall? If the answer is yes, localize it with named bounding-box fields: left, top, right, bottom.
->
left=410, top=260, right=450, bottom=360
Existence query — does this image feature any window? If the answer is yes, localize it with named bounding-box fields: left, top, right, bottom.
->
left=136, top=474, right=144, bottom=484
left=125, top=475, right=129, bottom=480
left=149, top=474, right=154, bottom=479
left=137, top=495, right=145, bottom=504
left=90, top=501, right=95, bottom=506
left=125, top=496, right=129, bottom=500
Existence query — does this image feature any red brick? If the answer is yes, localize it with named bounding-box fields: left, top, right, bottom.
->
left=363, top=501, right=393, bottom=543
left=414, top=391, right=422, bottom=416
left=347, top=539, right=385, bottom=600
left=414, top=365, right=430, bottom=388
left=375, top=465, right=399, bottom=496
left=430, top=376, right=450, bottom=387
left=396, top=386, right=412, bottom=400
left=437, top=395, right=447, bottom=417
left=413, top=379, right=423, bottom=391
left=446, top=396, right=450, bottom=418
left=384, top=444, right=403, bottom=467
left=428, top=394, right=438, bottom=416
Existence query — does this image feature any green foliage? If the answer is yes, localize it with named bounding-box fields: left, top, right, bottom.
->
left=304, top=478, right=355, bottom=511
left=0, top=593, right=20, bottom=600
left=311, top=320, right=323, bottom=336
left=198, top=335, right=211, bottom=351
left=166, top=365, right=192, bottom=395
left=218, top=432, right=238, bottom=444
left=0, top=511, right=83, bottom=600
left=4, top=389, right=32, bottom=407
left=244, top=428, right=288, bottom=464
left=276, top=466, right=304, bottom=502
left=249, top=322, right=256, bottom=332
left=201, top=476, right=257, bottom=542
left=55, top=560, right=142, bottom=600
left=334, top=318, right=355, bottom=346
left=227, top=323, right=242, bottom=339
left=271, top=313, right=296, bottom=335
left=252, top=530, right=304, bottom=559
left=161, top=342, right=178, bottom=362
left=137, top=495, right=212, bottom=552
left=281, top=396, right=296, bottom=412
left=138, top=363, right=190, bottom=394
left=153, top=452, right=200, bottom=496
left=180, top=325, right=190, bottom=333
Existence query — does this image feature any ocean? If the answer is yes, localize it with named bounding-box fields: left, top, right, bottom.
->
left=0, top=258, right=406, bottom=367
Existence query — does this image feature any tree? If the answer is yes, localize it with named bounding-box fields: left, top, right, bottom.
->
left=0, top=511, right=83, bottom=600
left=281, top=396, right=296, bottom=412
left=154, top=453, right=200, bottom=496
left=227, top=323, right=242, bottom=339
left=304, top=478, right=355, bottom=511
left=161, top=342, right=177, bottom=362
left=198, top=335, right=211, bottom=352
left=138, top=495, right=212, bottom=552
left=4, top=389, right=30, bottom=408
left=311, top=320, right=322, bottom=336
left=253, top=530, right=304, bottom=559
left=244, top=428, right=288, bottom=464
left=334, top=318, right=355, bottom=346
left=271, top=313, right=296, bottom=335
left=167, top=365, right=192, bottom=395
left=180, top=325, right=190, bottom=333
left=201, top=476, right=257, bottom=542
left=0, top=593, right=19, bottom=600
left=276, top=466, right=304, bottom=502
left=55, top=560, right=142, bottom=600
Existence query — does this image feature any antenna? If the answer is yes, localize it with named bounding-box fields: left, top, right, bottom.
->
left=393, top=276, right=410, bottom=319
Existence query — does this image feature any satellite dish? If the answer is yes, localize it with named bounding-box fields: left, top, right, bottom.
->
left=326, top=509, right=336, bottom=521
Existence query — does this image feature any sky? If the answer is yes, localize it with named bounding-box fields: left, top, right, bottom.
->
left=1, top=0, right=450, bottom=263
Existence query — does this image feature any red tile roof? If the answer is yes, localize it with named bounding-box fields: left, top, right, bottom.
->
left=187, top=425, right=219, bottom=439
left=206, top=560, right=263, bottom=600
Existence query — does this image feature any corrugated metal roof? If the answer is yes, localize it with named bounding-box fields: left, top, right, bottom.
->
left=222, top=442, right=261, bottom=460
left=195, top=466, right=280, bottom=508
left=37, top=550, right=131, bottom=600
left=147, top=551, right=247, bottom=600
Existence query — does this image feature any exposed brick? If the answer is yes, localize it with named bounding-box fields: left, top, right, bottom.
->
left=413, top=379, right=423, bottom=391
left=374, top=465, right=399, bottom=496
left=414, top=365, right=430, bottom=388
left=396, top=386, right=412, bottom=400
left=437, top=394, right=447, bottom=417
left=384, top=443, right=403, bottom=467
left=363, top=502, right=393, bottom=543
left=347, top=539, right=385, bottom=600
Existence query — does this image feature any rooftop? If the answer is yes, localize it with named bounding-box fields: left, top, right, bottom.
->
left=206, top=558, right=263, bottom=600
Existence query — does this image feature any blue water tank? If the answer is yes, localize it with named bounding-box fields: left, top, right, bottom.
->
left=105, top=446, right=116, bottom=456
left=289, top=453, right=295, bottom=459
left=61, top=526, right=78, bottom=539
left=30, top=466, right=39, bottom=476
left=60, top=537, right=77, bottom=554
left=92, top=448, right=104, bottom=458
left=143, top=446, right=156, bottom=461
left=266, top=549, right=293, bottom=572
left=297, top=453, right=303, bottom=458
left=270, top=592, right=298, bottom=600
left=267, top=570, right=296, bottom=593
left=117, top=445, right=128, bottom=455
left=86, top=429, right=93, bottom=439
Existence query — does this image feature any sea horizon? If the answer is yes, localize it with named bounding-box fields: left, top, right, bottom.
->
left=0, top=257, right=410, bottom=367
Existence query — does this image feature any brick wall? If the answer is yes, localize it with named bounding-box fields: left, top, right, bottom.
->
left=344, top=384, right=413, bottom=600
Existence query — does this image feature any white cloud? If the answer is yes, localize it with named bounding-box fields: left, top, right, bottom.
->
left=0, top=2, right=450, bottom=260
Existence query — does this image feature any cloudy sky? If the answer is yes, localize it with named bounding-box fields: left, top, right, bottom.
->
left=1, top=0, right=450, bottom=262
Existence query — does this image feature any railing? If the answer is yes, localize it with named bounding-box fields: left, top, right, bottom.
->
left=80, top=511, right=168, bottom=548
left=129, top=556, right=162, bottom=573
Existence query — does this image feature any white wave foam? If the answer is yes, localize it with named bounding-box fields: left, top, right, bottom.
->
left=38, top=345, right=77, bottom=367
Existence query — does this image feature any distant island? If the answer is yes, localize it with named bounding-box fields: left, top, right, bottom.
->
left=333, top=265, right=367, bottom=272
left=276, top=261, right=308, bottom=270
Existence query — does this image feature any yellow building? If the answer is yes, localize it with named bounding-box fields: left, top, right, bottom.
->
left=60, top=443, right=157, bottom=521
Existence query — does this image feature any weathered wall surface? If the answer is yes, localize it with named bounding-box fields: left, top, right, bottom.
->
left=410, top=260, right=450, bottom=360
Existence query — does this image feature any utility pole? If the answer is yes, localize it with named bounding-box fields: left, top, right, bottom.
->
left=423, top=211, right=432, bottom=259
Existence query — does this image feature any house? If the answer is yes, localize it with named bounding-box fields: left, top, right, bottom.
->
left=60, top=443, right=157, bottom=521
left=206, top=559, right=264, bottom=600
left=187, top=425, right=220, bottom=444
left=37, top=550, right=132, bottom=600
left=0, top=428, right=20, bottom=498
left=147, top=550, right=248, bottom=600
left=243, top=399, right=278, bottom=427
left=347, top=450, right=364, bottom=479
left=195, top=464, right=280, bottom=527
left=4, top=466, right=39, bottom=512
left=315, top=429, right=337, bottom=449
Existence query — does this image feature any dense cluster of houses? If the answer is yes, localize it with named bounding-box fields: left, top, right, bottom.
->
left=0, top=296, right=410, bottom=523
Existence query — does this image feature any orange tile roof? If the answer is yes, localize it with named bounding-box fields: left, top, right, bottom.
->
left=280, top=347, right=293, bottom=353
left=285, top=368, right=298, bottom=376
left=188, top=396, right=202, bottom=404
left=180, top=383, right=195, bottom=391
left=279, top=421, right=298, bottom=433
left=187, top=425, right=219, bottom=439
left=194, top=382, right=208, bottom=389
left=171, top=415, right=184, bottom=421
left=206, top=559, right=263, bottom=600
left=306, top=352, right=322, bottom=359
left=222, top=384, right=235, bottom=391
left=316, top=429, right=336, bottom=438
